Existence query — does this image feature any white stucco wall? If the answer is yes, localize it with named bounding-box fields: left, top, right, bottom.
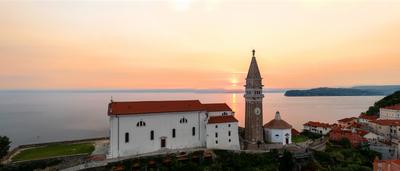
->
left=206, top=122, right=240, bottom=150
left=264, top=128, right=291, bottom=145
left=364, top=132, right=378, bottom=143
left=108, top=111, right=207, bottom=158
left=303, top=125, right=331, bottom=135
left=380, top=108, right=400, bottom=120
left=207, top=111, right=233, bottom=117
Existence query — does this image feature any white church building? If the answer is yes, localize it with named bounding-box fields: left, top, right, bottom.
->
left=263, top=111, right=292, bottom=145
left=108, top=100, right=240, bottom=158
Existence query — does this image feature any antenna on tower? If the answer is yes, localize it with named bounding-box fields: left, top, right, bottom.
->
left=252, top=49, right=255, bottom=57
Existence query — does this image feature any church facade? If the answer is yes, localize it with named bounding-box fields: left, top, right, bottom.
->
left=108, top=100, right=240, bottom=158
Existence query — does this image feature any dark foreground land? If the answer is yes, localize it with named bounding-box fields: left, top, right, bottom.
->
left=82, top=140, right=377, bottom=171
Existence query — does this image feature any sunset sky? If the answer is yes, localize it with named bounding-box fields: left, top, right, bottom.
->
left=1, top=0, right=400, bottom=90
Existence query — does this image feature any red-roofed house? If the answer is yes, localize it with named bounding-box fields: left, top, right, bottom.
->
left=338, top=117, right=358, bottom=128
left=380, top=104, right=400, bottom=120
left=374, top=159, right=400, bottom=171
left=358, top=114, right=378, bottom=124
left=291, top=128, right=300, bottom=136
left=369, top=119, right=400, bottom=141
left=303, top=121, right=332, bottom=135
left=329, top=129, right=368, bottom=147
left=108, top=100, right=240, bottom=158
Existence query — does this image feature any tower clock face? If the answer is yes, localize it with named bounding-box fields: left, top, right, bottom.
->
left=254, top=107, right=261, bottom=115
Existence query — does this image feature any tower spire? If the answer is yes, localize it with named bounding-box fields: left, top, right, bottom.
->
left=246, top=49, right=262, bottom=80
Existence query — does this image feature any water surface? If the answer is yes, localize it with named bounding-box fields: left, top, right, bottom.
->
left=0, top=91, right=383, bottom=148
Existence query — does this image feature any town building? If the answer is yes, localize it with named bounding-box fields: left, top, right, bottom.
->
left=380, top=104, right=400, bottom=120
left=329, top=128, right=369, bottom=147
left=374, top=159, right=400, bottom=171
left=291, top=128, right=300, bottom=136
left=107, top=100, right=240, bottom=158
left=358, top=114, right=378, bottom=124
left=244, top=49, right=265, bottom=148
left=369, top=119, right=400, bottom=141
left=263, top=111, right=292, bottom=145
left=338, top=117, right=358, bottom=128
left=303, top=121, right=332, bottom=135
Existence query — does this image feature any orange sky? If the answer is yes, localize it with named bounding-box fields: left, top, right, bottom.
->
left=1, top=0, right=400, bottom=89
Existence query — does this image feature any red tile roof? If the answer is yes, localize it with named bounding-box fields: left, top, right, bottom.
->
left=264, top=119, right=292, bottom=129
left=108, top=100, right=234, bottom=116
left=383, top=104, right=400, bottom=110
left=203, top=103, right=232, bottom=112
left=109, top=100, right=205, bottom=115
left=291, top=128, right=300, bottom=136
left=338, top=117, right=357, bottom=123
left=207, top=115, right=238, bottom=124
left=359, top=114, right=378, bottom=121
left=370, top=119, right=400, bottom=126
left=357, top=130, right=369, bottom=136
left=303, top=121, right=331, bottom=128
left=330, top=129, right=369, bottom=137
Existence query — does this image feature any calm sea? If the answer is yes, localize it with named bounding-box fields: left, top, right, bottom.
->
left=0, top=91, right=383, bottom=148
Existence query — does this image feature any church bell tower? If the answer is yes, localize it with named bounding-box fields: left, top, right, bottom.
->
left=244, top=49, right=264, bottom=146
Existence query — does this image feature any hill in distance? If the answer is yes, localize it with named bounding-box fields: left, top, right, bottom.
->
left=285, top=85, right=400, bottom=97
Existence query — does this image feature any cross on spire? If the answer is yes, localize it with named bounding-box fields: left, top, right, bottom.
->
left=252, top=49, right=255, bottom=57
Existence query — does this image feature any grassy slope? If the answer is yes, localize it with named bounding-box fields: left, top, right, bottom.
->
left=292, top=135, right=309, bottom=143
left=12, top=143, right=95, bottom=162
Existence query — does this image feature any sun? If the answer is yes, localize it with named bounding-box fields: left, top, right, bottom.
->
left=230, top=77, right=239, bottom=87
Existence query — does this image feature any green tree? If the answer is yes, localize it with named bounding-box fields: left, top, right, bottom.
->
left=365, top=91, right=400, bottom=115
left=279, top=150, right=294, bottom=171
left=0, top=135, right=11, bottom=159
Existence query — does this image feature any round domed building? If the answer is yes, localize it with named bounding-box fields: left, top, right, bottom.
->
left=263, top=111, right=292, bottom=145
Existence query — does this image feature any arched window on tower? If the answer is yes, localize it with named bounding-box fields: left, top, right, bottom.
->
left=172, top=128, right=176, bottom=138
left=150, top=130, right=154, bottom=140
left=192, top=127, right=196, bottom=136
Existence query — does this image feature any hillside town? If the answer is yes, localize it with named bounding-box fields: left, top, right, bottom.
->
left=304, top=104, right=400, bottom=170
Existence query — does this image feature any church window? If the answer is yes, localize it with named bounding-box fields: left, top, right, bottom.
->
left=216, top=140, right=218, bottom=144
left=229, top=139, right=231, bottom=142
left=228, top=124, right=231, bottom=127
left=222, top=112, right=228, bottom=116
left=150, top=130, right=154, bottom=140
left=275, top=134, right=279, bottom=137
left=179, top=117, right=188, bottom=124
left=228, top=131, right=231, bottom=136
left=137, top=121, right=146, bottom=127
left=215, top=132, right=218, bottom=138
left=125, top=132, right=129, bottom=143
left=172, top=129, right=176, bottom=138
left=215, top=125, right=218, bottom=128
left=192, top=127, right=196, bottom=136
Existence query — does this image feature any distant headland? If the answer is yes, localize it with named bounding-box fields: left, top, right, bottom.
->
left=284, top=85, right=400, bottom=97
